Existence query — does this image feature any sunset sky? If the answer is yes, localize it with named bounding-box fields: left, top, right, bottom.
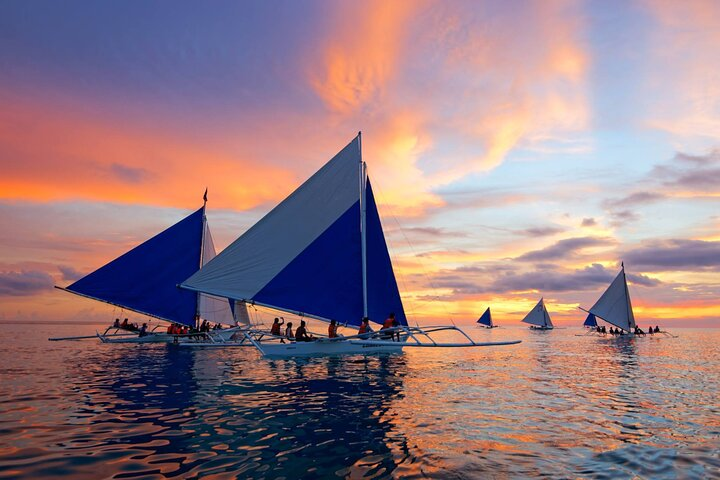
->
left=1, top=0, right=718, bottom=327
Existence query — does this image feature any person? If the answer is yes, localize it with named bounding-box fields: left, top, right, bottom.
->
left=113, top=318, right=120, bottom=328
left=285, top=322, right=294, bottom=340
left=121, top=318, right=129, bottom=329
left=295, top=320, right=313, bottom=342
left=139, top=323, right=148, bottom=337
left=167, top=324, right=174, bottom=334
left=270, top=317, right=284, bottom=336
left=381, top=313, right=400, bottom=341
left=600, top=325, right=606, bottom=334
left=647, top=326, right=654, bottom=335
left=328, top=319, right=339, bottom=338
left=358, top=317, right=373, bottom=336
left=609, top=327, right=615, bottom=335
left=654, top=325, right=660, bottom=333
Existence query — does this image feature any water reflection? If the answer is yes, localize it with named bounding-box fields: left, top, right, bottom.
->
left=1, top=325, right=719, bottom=479
left=68, top=346, right=411, bottom=478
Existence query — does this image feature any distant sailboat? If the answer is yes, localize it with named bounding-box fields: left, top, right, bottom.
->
left=522, top=298, right=554, bottom=330
left=180, top=133, right=521, bottom=356
left=477, top=307, right=497, bottom=328
left=583, top=313, right=597, bottom=328
left=55, top=197, right=238, bottom=343
left=583, top=263, right=635, bottom=334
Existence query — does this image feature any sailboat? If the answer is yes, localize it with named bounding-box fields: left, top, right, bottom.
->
left=180, top=133, right=521, bottom=357
left=54, top=195, right=240, bottom=343
left=521, top=298, right=554, bottom=330
left=583, top=313, right=597, bottom=328
left=477, top=307, right=497, bottom=328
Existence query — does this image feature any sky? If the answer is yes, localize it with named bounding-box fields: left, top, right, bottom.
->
left=0, top=0, right=718, bottom=327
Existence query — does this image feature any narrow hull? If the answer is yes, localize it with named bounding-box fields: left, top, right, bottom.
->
left=98, top=326, right=242, bottom=344
left=478, top=325, right=498, bottom=329
left=529, top=325, right=553, bottom=330
left=253, top=339, right=405, bottom=358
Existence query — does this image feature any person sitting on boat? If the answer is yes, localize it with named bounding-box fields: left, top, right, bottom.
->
left=285, top=322, right=294, bottom=340
left=600, top=325, right=606, bottom=334
left=358, top=317, right=373, bottom=336
left=167, top=324, right=174, bottom=334
left=609, top=327, right=615, bottom=335
left=647, top=326, right=654, bottom=335
left=121, top=318, right=129, bottom=330
left=654, top=325, right=660, bottom=333
left=295, top=320, right=314, bottom=342
left=270, top=317, right=284, bottom=336
left=113, top=318, right=120, bottom=328
left=381, top=313, right=400, bottom=341
left=328, top=319, right=339, bottom=338
left=139, top=323, right=148, bottom=337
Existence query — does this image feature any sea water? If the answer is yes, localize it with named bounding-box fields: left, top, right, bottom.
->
left=0, top=324, right=718, bottom=479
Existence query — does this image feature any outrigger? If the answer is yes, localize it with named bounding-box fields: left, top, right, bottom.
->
left=180, top=133, right=521, bottom=357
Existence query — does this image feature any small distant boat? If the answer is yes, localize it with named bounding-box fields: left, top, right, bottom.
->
left=54, top=195, right=240, bottom=343
left=477, top=307, right=498, bottom=328
left=522, top=298, right=554, bottom=330
left=583, top=313, right=597, bottom=328
left=180, top=133, right=521, bottom=357
left=580, top=263, right=674, bottom=337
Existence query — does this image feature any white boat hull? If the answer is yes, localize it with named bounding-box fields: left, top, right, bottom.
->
left=254, top=339, right=405, bottom=357
left=98, top=326, right=243, bottom=344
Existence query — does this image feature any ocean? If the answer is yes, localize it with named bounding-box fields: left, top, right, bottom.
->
left=1, top=324, right=718, bottom=479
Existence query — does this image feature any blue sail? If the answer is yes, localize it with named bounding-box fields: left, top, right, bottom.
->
left=583, top=313, right=597, bottom=327
left=65, top=207, right=204, bottom=326
left=477, top=307, right=493, bottom=327
left=253, top=201, right=364, bottom=326
left=365, top=180, right=407, bottom=326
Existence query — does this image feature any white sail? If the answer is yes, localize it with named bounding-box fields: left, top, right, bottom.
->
left=233, top=301, right=251, bottom=326
left=182, top=138, right=361, bottom=303
left=589, top=267, right=635, bottom=332
left=198, top=221, right=235, bottom=325
left=521, top=298, right=553, bottom=328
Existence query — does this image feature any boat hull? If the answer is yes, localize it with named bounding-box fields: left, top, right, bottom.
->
left=98, top=326, right=243, bottom=344
left=254, top=339, right=405, bottom=358
left=529, top=326, right=553, bottom=330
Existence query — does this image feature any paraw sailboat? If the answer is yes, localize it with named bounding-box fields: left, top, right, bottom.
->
left=54, top=196, right=241, bottom=343
left=181, top=133, right=521, bottom=357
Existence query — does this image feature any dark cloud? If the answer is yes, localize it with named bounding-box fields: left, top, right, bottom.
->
left=626, top=273, right=662, bottom=287
left=624, top=239, right=720, bottom=271
left=0, top=270, right=54, bottom=296
left=581, top=217, right=596, bottom=227
left=603, top=191, right=665, bottom=209
left=516, top=237, right=614, bottom=262
left=58, top=265, right=83, bottom=281
left=429, top=263, right=636, bottom=296
left=108, top=163, right=151, bottom=184
left=516, top=226, right=565, bottom=237
left=651, top=149, right=720, bottom=190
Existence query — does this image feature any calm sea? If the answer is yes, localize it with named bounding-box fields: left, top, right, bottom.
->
left=0, top=324, right=718, bottom=479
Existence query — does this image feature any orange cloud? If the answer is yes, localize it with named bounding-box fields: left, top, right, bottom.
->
left=0, top=96, right=296, bottom=210
left=310, top=0, right=423, bottom=114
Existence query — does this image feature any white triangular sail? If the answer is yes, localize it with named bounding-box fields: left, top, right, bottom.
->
left=521, top=298, right=553, bottom=328
left=589, top=267, right=635, bottom=332
left=197, top=220, right=235, bottom=325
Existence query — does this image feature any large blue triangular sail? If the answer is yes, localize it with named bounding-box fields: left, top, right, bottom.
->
left=65, top=208, right=205, bottom=326
left=477, top=307, right=493, bottom=327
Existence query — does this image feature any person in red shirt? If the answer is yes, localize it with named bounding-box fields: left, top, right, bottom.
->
left=358, top=317, right=373, bottom=336
left=381, top=313, right=399, bottom=341
left=270, top=317, right=284, bottom=336
left=328, top=319, right=338, bottom=338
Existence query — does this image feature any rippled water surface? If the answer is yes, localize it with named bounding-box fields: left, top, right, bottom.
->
left=1, top=325, right=719, bottom=479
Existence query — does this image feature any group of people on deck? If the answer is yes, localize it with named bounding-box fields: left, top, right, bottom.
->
left=595, top=325, right=661, bottom=335
left=268, top=312, right=402, bottom=342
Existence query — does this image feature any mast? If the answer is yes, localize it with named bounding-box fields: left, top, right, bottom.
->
left=196, top=188, right=208, bottom=329
left=359, top=131, right=368, bottom=319
left=622, top=261, right=633, bottom=332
